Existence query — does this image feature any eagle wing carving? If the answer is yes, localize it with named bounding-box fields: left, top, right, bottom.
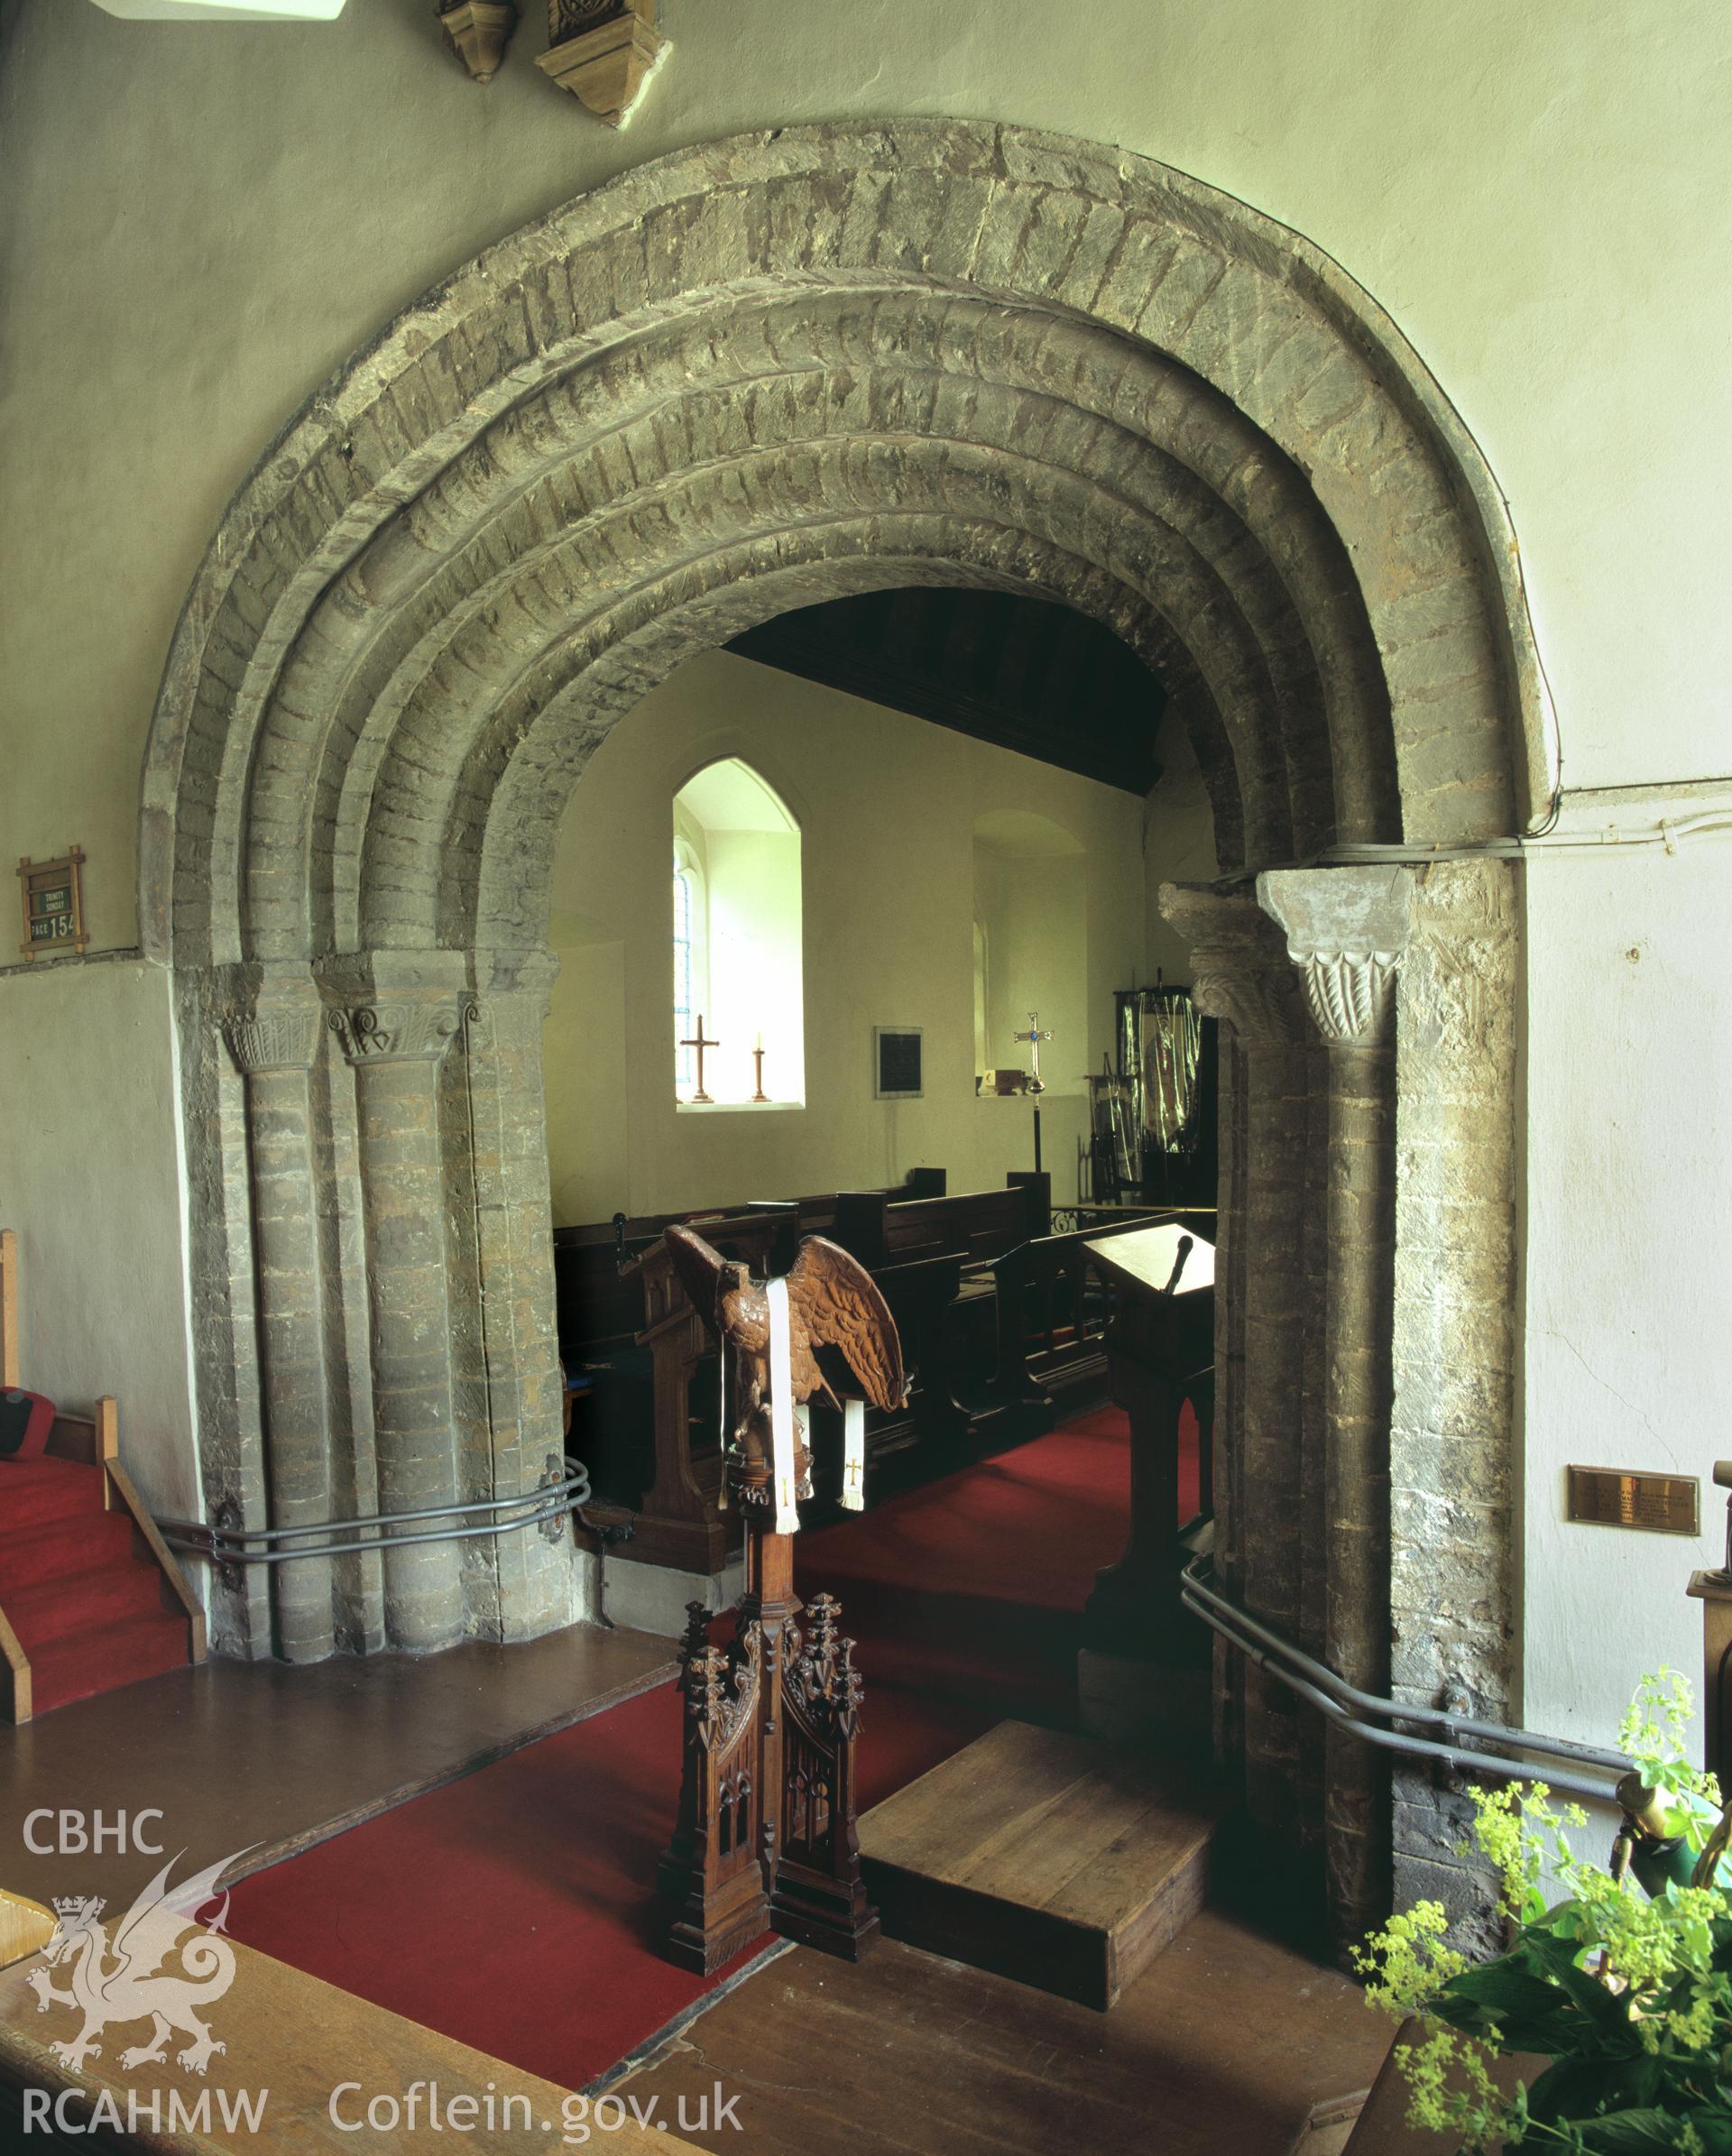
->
left=663, top=1223, right=905, bottom=1412
left=785, top=1235, right=907, bottom=1411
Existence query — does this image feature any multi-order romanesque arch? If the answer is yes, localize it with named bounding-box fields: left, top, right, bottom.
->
left=140, top=122, right=1540, bottom=1946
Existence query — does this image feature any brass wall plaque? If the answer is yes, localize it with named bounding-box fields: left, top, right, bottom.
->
left=1567, top=1465, right=1700, bottom=1536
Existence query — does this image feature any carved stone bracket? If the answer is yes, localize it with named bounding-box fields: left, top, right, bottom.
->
left=1256, top=867, right=1416, bottom=1049
left=536, top=0, right=666, bottom=126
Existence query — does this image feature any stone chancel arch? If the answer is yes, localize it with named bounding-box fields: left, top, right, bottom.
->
left=142, top=123, right=1533, bottom=1943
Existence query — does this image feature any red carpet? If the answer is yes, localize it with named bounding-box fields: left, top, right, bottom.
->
left=227, top=1673, right=990, bottom=2089
left=0, top=1458, right=189, bottom=1712
left=229, top=1406, right=1175, bottom=2088
left=795, top=1402, right=1200, bottom=1722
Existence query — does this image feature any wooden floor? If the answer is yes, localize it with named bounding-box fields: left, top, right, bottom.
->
left=0, top=1619, right=675, bottom=1906
left=621, top=1912, right=1393, bottom=2156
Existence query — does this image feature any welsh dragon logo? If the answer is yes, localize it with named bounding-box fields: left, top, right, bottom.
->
left=26, top=1848, right=252, bottom=2077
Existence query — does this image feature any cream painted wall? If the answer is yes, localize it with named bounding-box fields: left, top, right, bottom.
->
left=0, top=959, right=198, bottom=1519
left=542, top=650, right=1146, bottom=1221
left=2, top=0, right=1728, bottom=1735
left=1520, top=791, right=1732, bottom=1754
left=974, top=840, right=1089, bottom=1093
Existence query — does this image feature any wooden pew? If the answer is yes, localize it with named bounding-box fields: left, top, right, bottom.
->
left=552, top=1176, right=1056, bottom=1565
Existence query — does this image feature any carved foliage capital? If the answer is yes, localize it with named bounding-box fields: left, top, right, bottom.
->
left=326, top=998, right=466, bottom=1066
left=223, top=1008, right=323, bottom=1077
left=1257, top=866, right=1415, bottom=1051
left=1190, top=961, right=1308, bottom=1047
left=1158, top=883, right=1305, bottom=1046
left=215, top=967, right=324, bottom=1076
left=1294, top=951, right=1401, bottom=1047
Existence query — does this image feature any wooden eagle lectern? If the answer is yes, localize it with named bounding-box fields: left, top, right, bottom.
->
left=656, top=1223, right=906, bottom=1975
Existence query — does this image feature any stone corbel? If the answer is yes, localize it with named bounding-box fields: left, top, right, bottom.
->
left=1157, top=884, right=1308, bottom=1047
left=1255, top=867, right=1415, bottom=1049
left=536, top=0, right=666, bottom=126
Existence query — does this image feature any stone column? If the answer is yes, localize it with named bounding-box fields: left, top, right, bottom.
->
left=1161, top=887, right=1323, bottom=1826
left=1386, top=861, right=1517, bottom=1944
left=1258, top=864, right=1414, bottom=1957
left=323, top=957, right=467, bottom=1654
left=447, top=948, right=584, bottom=1642
left=220, top=966, right=336, bottom=1665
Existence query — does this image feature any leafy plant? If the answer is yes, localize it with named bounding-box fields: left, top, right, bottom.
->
left=1356, top=1672, right=1732, bottom=2152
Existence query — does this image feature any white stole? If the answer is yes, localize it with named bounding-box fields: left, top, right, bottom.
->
left=765, top=1276, right=802, bottom=1534
left=715, top=1329, right=727, bottom=1511
left=843, top=1398, right=866, bottom=1511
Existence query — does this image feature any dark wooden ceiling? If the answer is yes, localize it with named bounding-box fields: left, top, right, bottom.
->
left=726, top=587, right=1165, bottom=796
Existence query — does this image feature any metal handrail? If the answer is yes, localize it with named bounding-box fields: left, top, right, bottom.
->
left=1180, top=1555, right=1630, bottom=1804
left=161, top=1459, right=591, bottom=1568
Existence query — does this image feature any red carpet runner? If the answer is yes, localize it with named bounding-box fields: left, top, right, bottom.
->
left=229, top=1404, right=1195, bottom=2089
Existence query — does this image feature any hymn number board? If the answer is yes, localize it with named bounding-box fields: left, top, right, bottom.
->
left=17, top=850, right=88, bottom=962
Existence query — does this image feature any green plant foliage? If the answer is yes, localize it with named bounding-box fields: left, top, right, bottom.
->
left=1355, top=1673, right=1732, bottom=2152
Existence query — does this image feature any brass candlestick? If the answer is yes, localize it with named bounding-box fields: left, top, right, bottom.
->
left=751, top=1044, right=769, bottom=1102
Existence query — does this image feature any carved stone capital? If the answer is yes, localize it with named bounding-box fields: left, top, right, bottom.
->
left=226, top=1009, right=323, bottom=1076
left=1157, top=883, right=1307, bottom=1047
left=1256, top=866, right=1415, bottom=1049
left=325, top=997, right=465, bottom=1066
left=214, top=963, right=324, bottom=1076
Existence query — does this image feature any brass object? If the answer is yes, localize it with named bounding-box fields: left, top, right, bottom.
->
left=439, top=1, right=518, bottom=83
left=535, top=0, right=665, bottom=126
left=1565, top=1464, right=1700, bottom=1536
left=751, top=1044, right=769, bottom=1103
left=17, top=849, right=88, bottom=962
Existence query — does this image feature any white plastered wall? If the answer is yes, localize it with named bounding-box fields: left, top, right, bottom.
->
left=0, top=959, right=198, bottom=1519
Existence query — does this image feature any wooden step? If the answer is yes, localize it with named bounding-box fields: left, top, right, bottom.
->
left=858, top=1718, right=1214, bottom=2010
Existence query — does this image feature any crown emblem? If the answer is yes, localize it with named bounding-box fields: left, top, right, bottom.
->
left=51, top=1895, right=102, bottom=1919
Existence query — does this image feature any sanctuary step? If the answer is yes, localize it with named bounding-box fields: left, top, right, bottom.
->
left=0, top=1458, right=190, bottom=1716
left=858, top=1717, right=1215, bottom=2011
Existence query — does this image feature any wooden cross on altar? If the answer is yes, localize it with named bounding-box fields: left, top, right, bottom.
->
left=1013, top=1009, right=1054, bottom=1096
left=680, top=1015, right=719, bottom=1103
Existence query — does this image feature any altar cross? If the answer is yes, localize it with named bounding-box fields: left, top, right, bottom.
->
left=1013, top=1009, right=1054, bottom=1096
left=681, top=1014, right=719, bottom=1103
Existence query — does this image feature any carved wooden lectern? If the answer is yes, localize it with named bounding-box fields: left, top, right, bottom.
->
left=657, top=1226, right=903, bottom=1975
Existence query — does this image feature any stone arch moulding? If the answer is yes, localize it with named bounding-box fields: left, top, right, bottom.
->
left=139, top=122, right=1533, bottom=1946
